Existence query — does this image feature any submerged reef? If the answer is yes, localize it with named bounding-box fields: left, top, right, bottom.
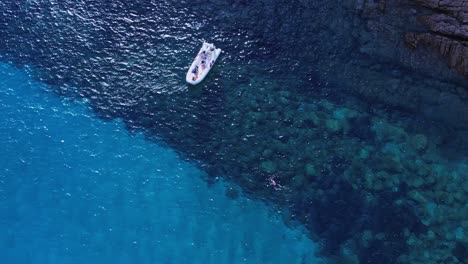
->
left=0, top=0, right=467, bottom=263
left=200, top=74, right=468, bottom=264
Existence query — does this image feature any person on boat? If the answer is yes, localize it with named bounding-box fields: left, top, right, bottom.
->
left=206, top=47, right=214, bottom=57
left=191, top=66, right=199, bottom=81
left=192, top=65, right=199, bottom=75
left=200, top=50, right=207, bottom=61
left=201, top=60, right=207, bottom=70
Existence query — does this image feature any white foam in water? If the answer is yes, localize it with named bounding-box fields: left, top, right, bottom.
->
left=0, top=63, right=323, bottom=264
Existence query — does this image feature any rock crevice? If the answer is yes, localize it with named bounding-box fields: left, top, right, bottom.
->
left=407, top=0, right=468, bottom=79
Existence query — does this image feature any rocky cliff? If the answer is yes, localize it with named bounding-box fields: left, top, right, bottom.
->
left=406, top=0, right=468, bottom=81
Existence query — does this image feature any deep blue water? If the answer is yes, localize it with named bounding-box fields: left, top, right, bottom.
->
left=0, top=63, right=322, bottom=264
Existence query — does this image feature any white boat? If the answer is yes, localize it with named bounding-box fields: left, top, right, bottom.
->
left=186, top=42, right=221, bottom=85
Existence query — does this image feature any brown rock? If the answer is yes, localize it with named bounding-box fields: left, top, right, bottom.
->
left=419, top=14, right=468, bottom=40
left=406, top=0, right=468, bottom=79
left=405, top=32, right=419, bottom=49
left=413, top=0, right=468, bottom=13
left=405, top=32, right=468, bottom=78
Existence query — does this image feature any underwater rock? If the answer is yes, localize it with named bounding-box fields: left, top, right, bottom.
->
left=463, top=181, right=468, bottom=193
left=290, top=175, right=307, bottom=189
left=361, top=230, right=373, bottom=248
left=303, top=112, right=321, bottom=127
left=359, top=148, right=370, bottom=159
left=305, top=163, right=317, bottom=177
left=325, top=119, right=342, bottom=133
left=371, top=119, right=407, bottom=143
left=260, top=160, right=276, bottom=173
left=262, top=148, right=273, bottom=158
left=409, top=134, right=428, bottom=152
left=379, top=153, right=404, bottom=173
left=455, top=227, right=464, bottom=240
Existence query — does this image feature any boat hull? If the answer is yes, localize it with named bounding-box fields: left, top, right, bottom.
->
left=186, top=42, right=221, bottom=85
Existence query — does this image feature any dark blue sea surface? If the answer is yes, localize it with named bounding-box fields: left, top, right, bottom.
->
left=0, top=63, right=321, bottom=263
left=0, top=1, right=467, bottom=264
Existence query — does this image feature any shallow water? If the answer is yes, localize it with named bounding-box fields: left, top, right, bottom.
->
left=0, top=63, right=321, bottom=264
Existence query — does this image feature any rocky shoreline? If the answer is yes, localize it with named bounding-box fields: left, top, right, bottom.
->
left=213, top=0, right=468, bottom=130
left=406, top=0, right=468, bottom=80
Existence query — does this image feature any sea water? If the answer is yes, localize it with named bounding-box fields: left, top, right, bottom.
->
left=0, top=63, right=321, bottom=264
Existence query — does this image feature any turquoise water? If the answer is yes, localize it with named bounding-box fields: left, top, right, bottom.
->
left=0, top=63, right=321, bottom=264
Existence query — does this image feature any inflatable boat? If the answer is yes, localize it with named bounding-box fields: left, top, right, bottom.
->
left=186, top=42, right=221, bottom=85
